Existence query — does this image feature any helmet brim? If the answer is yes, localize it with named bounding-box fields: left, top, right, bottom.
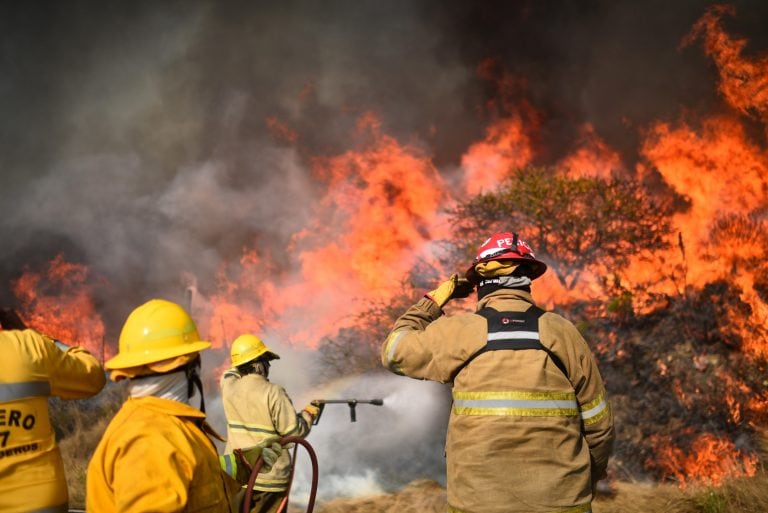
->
left=105, top=339, right=212, bottom=370
left=231, top=348, right=281, bottom=368
left=465, top=258, right=547, bottom=283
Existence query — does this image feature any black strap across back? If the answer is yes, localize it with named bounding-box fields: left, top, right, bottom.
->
left=452, top=306, right=569, bottom=380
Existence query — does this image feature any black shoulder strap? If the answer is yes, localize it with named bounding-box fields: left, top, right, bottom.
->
left=452, top=306, right=568, bottom=380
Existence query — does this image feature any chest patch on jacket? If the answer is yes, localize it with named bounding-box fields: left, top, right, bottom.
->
left=453, top=306, right=568, bottom=379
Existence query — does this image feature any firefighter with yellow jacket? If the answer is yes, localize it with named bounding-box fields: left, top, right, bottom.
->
left=220, top=334, right=319, bottom=513
left=0, top=308, right=106, bottom=513
left=382, top=232, right=615, bottom=513
left=86, top=299, right=240, bottom=513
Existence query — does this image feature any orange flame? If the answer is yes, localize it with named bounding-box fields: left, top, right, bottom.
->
left=200, top=248, right=277, bottom=349
left=11, top=254, right=108, bottom=361
left=640, top=115, right=768, bottom=351
left=266, top=116, right=299, bottom=143
left=460, top=59, right=538, bottom=196
left=461, top=115, right=533, bottom=196
left=558, top=123, right=624, bottom=180
left=647, top=432, right=758, bottom=488
left=202, top=112, right=450, bottom=348
left=683, top=4, right=768, bottom=126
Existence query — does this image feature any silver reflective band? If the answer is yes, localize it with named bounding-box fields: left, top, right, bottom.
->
left=581, top=398, right=607, bottom=420
left=222, top=453, right=234, bottom=477
left=54, top=340, right=71, bottom=352
left=487, top=331, right=539, bottom=341
left=0, top=381, right=51, bottom=402
left=454, top=398, right=578, bottom=410
left=386, top=331, right=407, bottom=364
left=227, top=422, right=279, bottom=436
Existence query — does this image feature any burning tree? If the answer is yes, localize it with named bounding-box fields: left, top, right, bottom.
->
left=450, top=165, right=674, bottom=295
left=443, top=163, right=768, bottom=487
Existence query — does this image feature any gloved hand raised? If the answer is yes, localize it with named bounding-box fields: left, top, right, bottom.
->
left=425, top=273, right=475, bottom=308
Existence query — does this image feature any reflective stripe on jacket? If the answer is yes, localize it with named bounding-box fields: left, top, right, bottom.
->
left=0, top=329, right=105, bottom=513
left=381, top=288, right=614, bottom=513
left=220, top=372, right=312, bottom=492
left=86, top=396, right=234, bottom=512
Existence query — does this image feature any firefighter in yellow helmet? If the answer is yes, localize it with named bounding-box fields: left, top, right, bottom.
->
left=0, top=308, right=106, bottom=513
left=220, top=334, right=320, bottom=513
left=381, top=232, right=615, bottom=513
left=86, top=299, right=240, bottom=512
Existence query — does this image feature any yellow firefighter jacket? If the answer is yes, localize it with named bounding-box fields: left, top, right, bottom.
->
left=86, top=396, right=234, bottom=513
left=382, top=289, right=614, bottom=513
left=220, top=372, right=312, bottom=493
left=0, top=329, right=105, bottom=513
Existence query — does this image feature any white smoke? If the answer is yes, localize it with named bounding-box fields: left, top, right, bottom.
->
left=287, top=374, right=451, bottom=504
left=204, top=361, right=452, bottom=504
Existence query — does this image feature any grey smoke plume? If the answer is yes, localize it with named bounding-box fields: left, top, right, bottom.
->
left=5, top=1, right=765, bottom=331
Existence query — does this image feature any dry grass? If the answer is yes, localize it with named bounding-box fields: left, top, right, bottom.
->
left=59, top=415, right=114, bottom=507
left=308, top=479, right=446, bottom=513
left=52, top=381, right=126, bottom=509
left=306, top=473, right=768, bottom=513
left=594, top=473, right=768, bottom=513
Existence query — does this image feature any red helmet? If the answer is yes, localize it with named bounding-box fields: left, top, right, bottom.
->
left=465, top=232, right=547, bottom=282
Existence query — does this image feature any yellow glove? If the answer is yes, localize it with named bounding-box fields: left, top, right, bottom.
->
left=425, top=274, right=475, bottom=307
left=303, top=402, right=323, bottom=419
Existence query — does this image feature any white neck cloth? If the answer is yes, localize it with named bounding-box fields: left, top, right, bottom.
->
left=128, top=370, right=191, bottom=404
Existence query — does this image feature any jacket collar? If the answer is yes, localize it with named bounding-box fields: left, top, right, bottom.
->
left=477, top=287, right=536, bottom=311
left=125, top=395, right=226, bottom=442
left=126, top=395, right=206, bottom=419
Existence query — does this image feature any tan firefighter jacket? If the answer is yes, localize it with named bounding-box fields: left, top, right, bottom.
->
left=381, top=288, right=614, bottom=513
left=220, top=371, right=313, bottom=493
left=87, top=395, right=237, bottom=512
left=0, top=329, right=105, bottom=513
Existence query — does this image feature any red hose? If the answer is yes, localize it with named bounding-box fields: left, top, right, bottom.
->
left=242, top=435, right=319, bottom=513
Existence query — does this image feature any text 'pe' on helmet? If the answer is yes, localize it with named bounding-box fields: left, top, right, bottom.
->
left=465, top=232, right=547, bottom=282
left=230, top=333, right=281, bottom=368
left=105, top=299, right=211, bottom=370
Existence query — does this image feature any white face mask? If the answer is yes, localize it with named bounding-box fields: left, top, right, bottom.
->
left=128, top=370, right=190, bottom=404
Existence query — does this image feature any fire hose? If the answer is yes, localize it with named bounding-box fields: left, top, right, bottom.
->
left=242, top=435, right=319, bottom=513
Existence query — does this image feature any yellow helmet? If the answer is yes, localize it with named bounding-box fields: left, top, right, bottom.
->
left=106, top=299, right=211, bottom=370
left=230, top=334, right=280, bottom=367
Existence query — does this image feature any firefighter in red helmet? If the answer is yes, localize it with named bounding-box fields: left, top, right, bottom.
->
left=382, top=232, right=614, bottom=513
